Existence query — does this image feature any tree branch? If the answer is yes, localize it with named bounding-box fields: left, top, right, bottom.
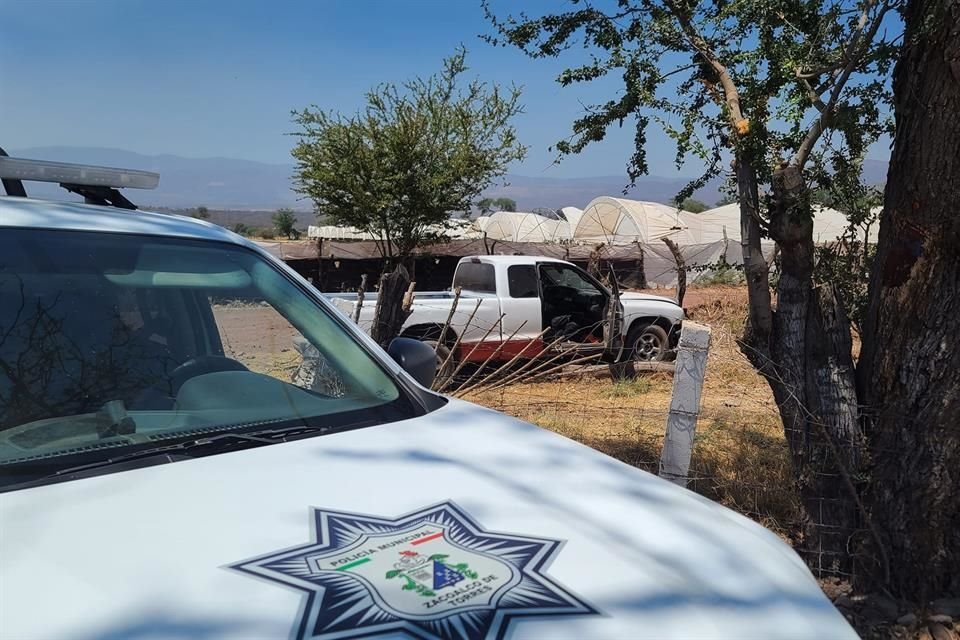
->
left=793, top=0, right=892, bottom=168
left=661, top=237, right=687, bottom=306
left=796, top=62, right=846, bottom=80
left=664, top=2, right=745, bottom=127
left=800, top=78, right=829, bottom=112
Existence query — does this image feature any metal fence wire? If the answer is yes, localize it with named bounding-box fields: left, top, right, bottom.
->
left=333, top=280, right=880, bottom=582
left=449, top=286, right=872, bottom=582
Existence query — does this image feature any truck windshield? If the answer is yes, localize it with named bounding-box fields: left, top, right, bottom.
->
left=0, top=229, right=415, bottom=488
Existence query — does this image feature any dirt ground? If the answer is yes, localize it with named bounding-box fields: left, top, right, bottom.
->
left=635, top=285, right=749, bottom=310
left=212, top=304, right=303, bottom=381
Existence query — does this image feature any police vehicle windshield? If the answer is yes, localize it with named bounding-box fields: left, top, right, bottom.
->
left=0, top=228, right=418, bottom=489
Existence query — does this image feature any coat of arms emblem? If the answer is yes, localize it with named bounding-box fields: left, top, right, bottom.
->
left=230, top=501, right=596, bottom=639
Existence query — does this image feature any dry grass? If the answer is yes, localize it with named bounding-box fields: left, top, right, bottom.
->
left=463, top=285, right=801, bottom=538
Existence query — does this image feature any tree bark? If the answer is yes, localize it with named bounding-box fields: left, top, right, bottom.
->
left=352, top=274, right=368, bottom=324
left=370, top=265, right=415, bottom=348
left=774, top=170, right=863, bottom=574
left=737, top=156, right=772, bottom=351
left=856, top=0, right=960, bottom=598
left=740, top=157, right=864, bottom=574
left=661, top=237, right=686, bottom=307
left=633, top=240, right=648, bottom=289
left=316, top=238, right=324, bottom=290
left=587, top=244, right=603, bottom=278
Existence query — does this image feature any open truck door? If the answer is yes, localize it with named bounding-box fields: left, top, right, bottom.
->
left=536, top=262, right=608, bottom=348
left=602, top=265, right=626, bottom=364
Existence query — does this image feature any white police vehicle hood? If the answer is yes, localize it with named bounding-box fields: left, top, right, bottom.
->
left=0, top=398, right=854, bottom=640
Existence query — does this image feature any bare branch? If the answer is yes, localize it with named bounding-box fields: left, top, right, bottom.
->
left=661, top=237, right=687, bottom=307
left=438, top=313, right=505, bottom=392
left=451, top=320, right=528, bottom=395
left=433, top=299, right=482, bottom=389
left=796, top=63, right=846, bottom=80
left=793, top=0, right=892, bottom=168
left=800, top=78, right=829, bottom=112
left=351, top=274, right=368, bottom=324
left=453, top=328, right=550, bottom=396
left=434, top=286, right=462, bottom=354
left=737, top=156, right=773, bottom=340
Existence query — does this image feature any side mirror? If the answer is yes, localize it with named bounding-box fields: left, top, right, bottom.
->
left=387, top=337, right=437, bottom=388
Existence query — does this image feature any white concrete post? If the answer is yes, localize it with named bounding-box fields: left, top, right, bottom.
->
left=659, top=321, right=711, bottom=487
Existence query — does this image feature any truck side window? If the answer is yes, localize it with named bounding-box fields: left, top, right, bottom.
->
left=540, top=264, right=603, bottom=295
left=452, top=262, right=496, bottom=293
left=508, top=265, right=539, bottom=298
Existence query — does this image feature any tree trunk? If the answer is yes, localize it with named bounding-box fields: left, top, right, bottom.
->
left=587, top=244, right=603, bottom=278
left=740, top=156, right=864, bottom=574
left=737, top=155, right=772, bottom=350
left=633, top=241, right=648, bottom=289
left=316, top=238, right=324, bottom=290
left=855, top=0, right=960, bottom=598
left=370, top=265, right=415, bottom=348
left=661, top=237, right=686, bottom=307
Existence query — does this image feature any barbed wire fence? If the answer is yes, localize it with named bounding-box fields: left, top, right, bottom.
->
left=333, top=275, right=888, bottom=583
left=459, top=288, right=874, bottom=583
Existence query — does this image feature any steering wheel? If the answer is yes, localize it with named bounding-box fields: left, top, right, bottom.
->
left=168, top=355, right=249, bottom=395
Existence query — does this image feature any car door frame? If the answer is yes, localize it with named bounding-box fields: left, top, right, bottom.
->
left=496, top=262, right=546, bottom=359
left=534, top=261, right=623, bottom=359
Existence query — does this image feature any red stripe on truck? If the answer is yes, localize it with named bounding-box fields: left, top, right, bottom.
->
left=456, top=338, right=546, bottom=363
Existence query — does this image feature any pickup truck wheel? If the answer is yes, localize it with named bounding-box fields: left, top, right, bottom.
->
left=609, top=324, right=668, bottom=380
left=422, top=340, right=455, bottom=387
left=631, top=324, right=669, bottom=363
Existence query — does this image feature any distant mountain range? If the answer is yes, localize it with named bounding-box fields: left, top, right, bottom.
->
left=9, top=146, right=889, bottom=214
left=11, top=147, right=300, bottom=210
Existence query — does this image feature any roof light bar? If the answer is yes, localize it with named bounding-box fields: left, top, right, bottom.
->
left=0, top=156, right=159, bottom=190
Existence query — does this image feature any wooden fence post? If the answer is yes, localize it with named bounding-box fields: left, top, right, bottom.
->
left=370, top=265, right=414, bottom=347
left=659, top=321, right=711, bottom=487
left=634, top=240, right=647, bottom=289
left=352, top=274, right=368, bottom=324
left=661, top=237, right=686, bottom=307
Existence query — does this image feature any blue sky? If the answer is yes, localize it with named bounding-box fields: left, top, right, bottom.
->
left=1, top=0, right=888, bottom=179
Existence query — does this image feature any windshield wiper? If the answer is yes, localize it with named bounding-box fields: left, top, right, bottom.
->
left=53, top=420, right=344, bottom=473
left=243, top=423, right=332, bottom=440
left=1, top=431, right=297, bottom=493
left=51, top=431, right=279, bottom=477
left=2, top=422, right=342, bottom=493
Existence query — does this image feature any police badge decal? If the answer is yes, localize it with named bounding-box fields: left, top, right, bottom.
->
left=230, top=501, right=597, bottom=639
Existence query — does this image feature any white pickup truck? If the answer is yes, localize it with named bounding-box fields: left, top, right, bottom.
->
left=329, top=255, right=684, bottom=370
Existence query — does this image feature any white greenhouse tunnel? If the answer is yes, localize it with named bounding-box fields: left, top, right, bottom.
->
left=677, top=203, right=880, bottom=245
left=308, top=218, right=483, bottom=241
left=306, top=198, right=880, bottom=247
left=572, top=197, right=694, bottom=245
left=481, top=211, right=570, bottom=243
left=560, top=206, right=584, bottom=231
